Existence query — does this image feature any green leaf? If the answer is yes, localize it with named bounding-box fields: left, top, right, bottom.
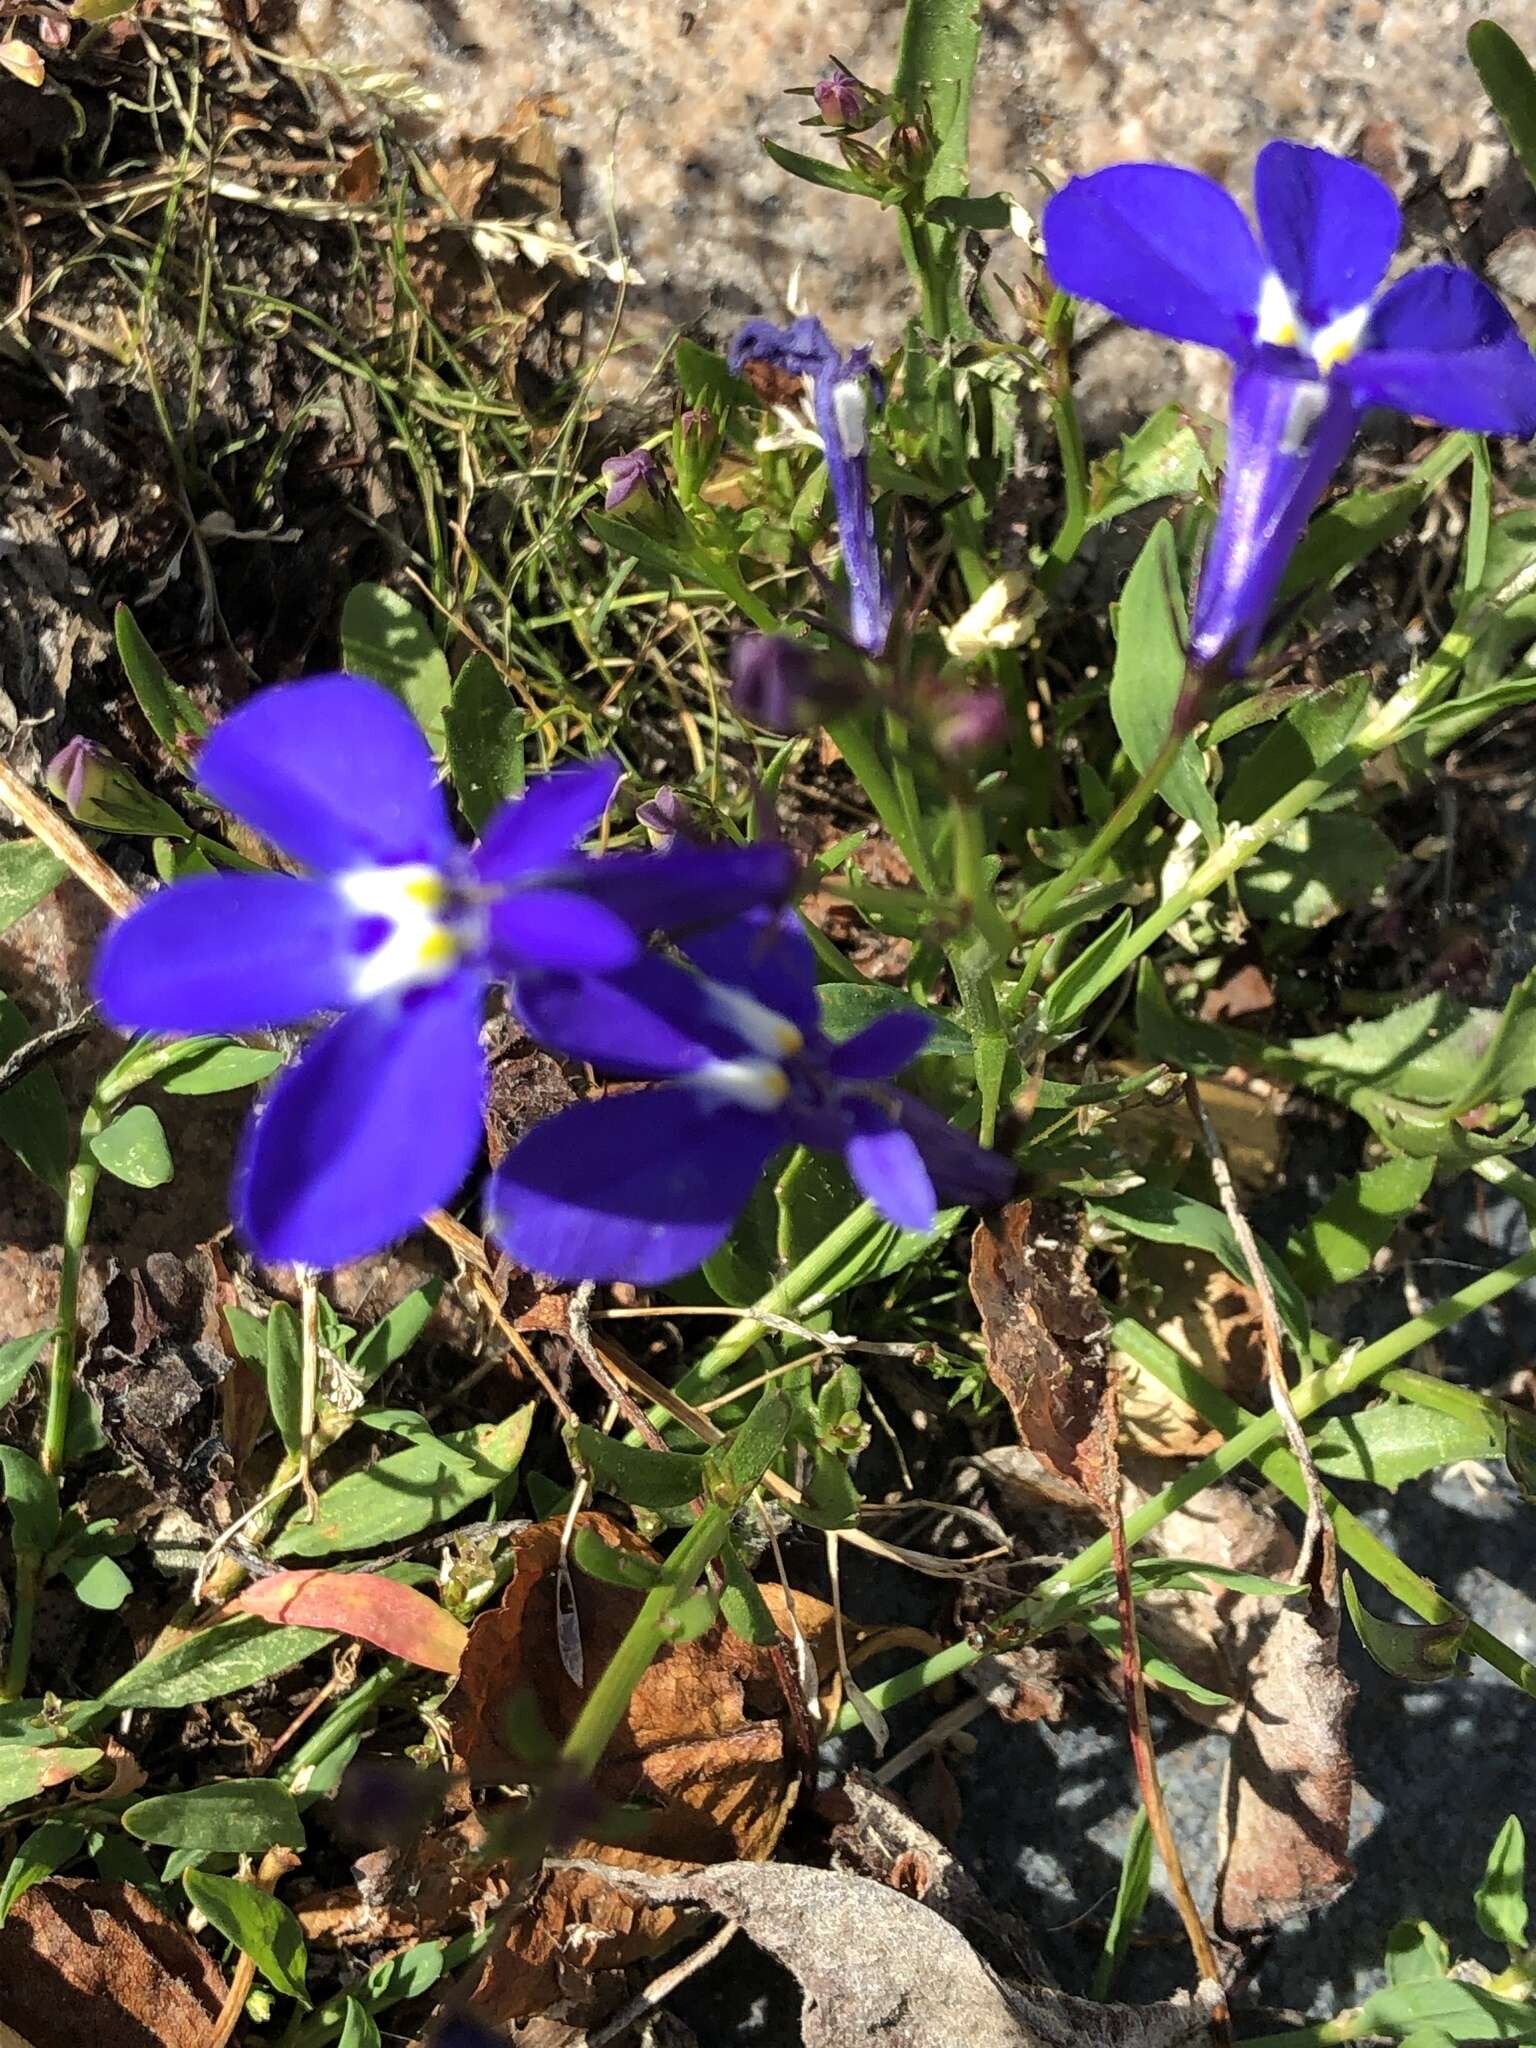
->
left=340, top=584, right=452, bottom=753
left=1475, top=1817, right=1529, bottom=1950
left=0, top=1820, right=84, bottom=1926
left=1089, top=406, right=1207, bottom=526
left=0, top=1332, right=45, bottom=1409
left=1343, top=1572, right=1470, bottom=1684
left=760, top=137, right=877, bottom=199
left=88, top=1103, right=173, bottom=1188
left=1091, top=1807, right=1153, bottom=1999
left=1470, top=19, right=1536, bottom=197
left=96, top=1615, right=334, bottom=1710
left=1224, top=672, right=1373, bottom=825
left=0, top=993, right=70, bottom=1195
left=361, top=1937, right=446, bottom=2007
left=347, top=1281, right=443, bottom=1388
left=338, top=1998, right=382, bottom=2048
left=265, top=1301, right=304, bottom=1456
left=1386, top=1918, right=1452, bottom=1986
left=674, top=337, right=759, bottom=420
left=184, top=1867, right=310, bottom=2004
left=1284, top=994, right=1504, bottom=1110
left=1310, top=1400, right=1502, bottom=1492
left=788, top=1448, right=861, bottom=1531
left=1282, top=481, right=1426, bottom=606
left=124, top=1780, right=305, bottom=1853
left=1088, top=1183, right=1311, bottom=1350
left=1355, top=1973, right=1536, bottom=2040
left=816, top=981, right=971, bottom=1057
left=0, top=840, right=65, bottom=938
left=60, top=1552, right=133, bottom=1611
left=1287, top=1154, right=1436, bottom=1295
left=1040, top=909, right=1134, bottom=1034
left=894, top=0, right=981, bottom=211
left=924, top=191, right=1013, bottom=230
left=0, top=1448, right=59, bottom=1554
left=1109, top=521, right=1217, bottom=840
left=271, top=1407, right=534, bottom=1560
left=716, top=1387, right=791, bottom=1496
left=1446, top=968, right=1536, bottom=1116
left=115, top=603, right=207, bottom=748
left=0, top=1743, right=102, bottom=1816
left=1237, top=812, right=1397, bottom=928
left=718, top=1537, right=780, bottom=1647
left=444, top=653, right=525, bottom=832
left=158, top=1040, right=282, bottom=1095
left=569, top=1424, right=706, bottom=1510
left=1080, top=1613, right=1230, bottom=1704
left=571, top=1524, right=663, bottom=1590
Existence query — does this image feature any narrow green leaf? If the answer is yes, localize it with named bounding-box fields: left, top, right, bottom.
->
left=159, top=1040, right=282, bottom=1096
left=0, top=1449, right=59, bottom=1554
left=88, top=1103, right=173, bottom=1188
left=1475, top=1817, right=1529, bottom=1950
left=0, top=1744, right=102, bottom=1817
left=569, top=1424, right=706, bottom=1510
left=271, top=1407, right=533, bottom=1559
left=60, top=1552, right=133, bottom=1611
left=340, top=584, right=452, bottom=753
left=1287, top=1153, right=1436, bottom=1295
left=0, top=993, right=70, bottom=1195
left=1109, top=521, right=1216, bottom=839
left=788, top=1448, right=861, bottom=1531
left=124, top=1779, right=305, bottom=1853
left=1386, top=1918, right=1452, bottom=1986
left=0, top=1332, right=46, bottom=1410
left=1224, top=672, right=1373, bottom=825
left=718, top=1537, right=780, bottom=1647
left=265, top=1301, right=305, bottom=1456
left=1310, top=1400, right=1502, bottom=1492
left=347, top=1281, right=443, bottom=1387
left=1447, top=967, right=1536, bottom=1116
left=571, top=1524, right=663, bottom=1591
left=1469, top=19, right=1536, bottom=196
left=1040, top=909, right=1134, bottom=1034
left=1088, top=1183, right=1310, bottom=1350
left=1090, top=1807, right=1153, bottom=1999
left=717, top=1387, right=791, bottom=1495
left=1356, top=1973, right=1536, bottom=2040
left=444, top=653, right=525, bottom=832
left=96, top=1615, right=333, bottom=1711
left=184, top=1867, right=310, bottom=2004
left=1343, top=1572, right=1470, bottom=1684
left=0, top=1820, right=84, bottom=1926
left=0, top=840, right=65, bottom=938
left=338, top=1999, right=382, bottom=2048
left=760, top=137, right=877, bottom=198
left=114, top=603, right=206, bottom=747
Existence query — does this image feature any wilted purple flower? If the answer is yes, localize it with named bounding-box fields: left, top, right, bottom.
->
left=488, top=907, right=1013, bottom=1284
left=95, top=675, right=793, bottom=1269
left=600, top=447, right=661, bottom=511
left=814, top=68, right=864, bottom=127
left=1043, top=141, right=1536, bottom=676
left=728, top=316, right=892, bottom=657
left=635, top=786, right=694, bottom=846
left=729, top=633, right=825, bottom=731
left=928, top=685, right=1008, bottom=760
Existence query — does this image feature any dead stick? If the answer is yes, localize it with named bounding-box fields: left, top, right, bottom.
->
left=0, top=754, right=138, bottom=917
left=1183, top=1077, right=1331, bottom=1584
left=1102, top=1397, right=1231, bottom=2042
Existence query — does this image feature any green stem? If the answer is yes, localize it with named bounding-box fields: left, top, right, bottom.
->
left=277, top=1659, right=410, bottom=1792
left=41, top=1107, right=103, bottom=1480
left=681, top=1201, right=883, bottom=1392
left=560, top=1504, right=731, bottom=1776
left=829, top=1243, right=1536, bottom=1732
left=1019, top=727, right=1184, bottom=938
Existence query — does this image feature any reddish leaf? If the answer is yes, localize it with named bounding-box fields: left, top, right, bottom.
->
left=233, top=1570, right=468, bottom=1674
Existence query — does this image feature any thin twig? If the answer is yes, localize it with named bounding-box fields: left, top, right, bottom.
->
left=1183, top=1077, right=1330, bottom=1584
left=586, top=1916, right=742, bottom=2047
left=568, top=1280, right=669, bottom=1450
left=1102, top=1390, right=1231, bottom=2044
left=296, top=1270, right=321, bottom=1517
left=0, top=1014, right=96, bottom=1096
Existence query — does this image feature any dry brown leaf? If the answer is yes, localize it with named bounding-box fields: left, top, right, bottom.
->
left=1115, top=1069, right=1287, bottom=1192
left=581, top=1856, right=1217, bottom=2048
left=1116, top=1246, right=1268, bottom=1460
left=0, top=1879, right=227, bottom=2048
left=970, top=1198, right=1115, bottom=1510
left=442, top=1513, right=838, bottom=2024
left=1200, top=963, right=1274, bottom=1022
left=1217, top=1561, right=1357, bottom=1935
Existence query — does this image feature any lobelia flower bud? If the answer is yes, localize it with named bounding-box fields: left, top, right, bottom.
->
left=927, top=686, right=1009, bottom=761
left=45, top=736, right=186, bottom=836
left=813, top=68, right=864, bottom=128
left=671, top=404, right=720, bottom=503
left=599, top=446, right=662, bottom=512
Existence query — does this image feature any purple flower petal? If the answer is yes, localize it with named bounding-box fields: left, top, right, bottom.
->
left=683, top=907, right=819, bottom=1036
left=1340, top=266, right=1536, bottom=435
left=487, top=1088, right=779, bottom=1284
left=1041, top=164, right=1265, bottom=358
left=236, top=975, right=486, bottom=1268
left=473, top=758, right=622, bottom=882
left=569, top=841, right=796, bottom=938
left=845, top=1104, right=937, bottom=1232
left=1253, top=141, right=1399, bottom=333
left=195, top=674, right=452, bottom=873
left=1189, top=361, right=1360, bottom=674
left=488, top=887, right=640, bottom=975
left=827, top=1010, right=933, bottom=1080
left=513, top=955, right=740, bottom=1079
left=890, top=1090, right=1015, bottom=1211
left=95, top=874, right=360, bottom=1033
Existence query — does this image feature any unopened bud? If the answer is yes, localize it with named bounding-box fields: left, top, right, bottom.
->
left=44, top=735, right=186, bottom=837
left=600, top=446, right=662, bottom=512
left=729, top=633, right=857, bottom=733
left=671, top=405, right=721, bottom=503
left=636, top=786, right=695, bottom=847
left=929, top=686, right=1008, bottom=760
left=889, top=120, right=931, bottom=179
left=814, top=69, right=864, bottom=128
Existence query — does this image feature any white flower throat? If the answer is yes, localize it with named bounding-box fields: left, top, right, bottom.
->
left=1256, top=271, right=1372, bottom=374
left=339, top=864, right=484, bottom=1000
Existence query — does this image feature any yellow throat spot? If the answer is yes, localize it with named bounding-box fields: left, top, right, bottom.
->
left=339, top=861, right=467, bottom=999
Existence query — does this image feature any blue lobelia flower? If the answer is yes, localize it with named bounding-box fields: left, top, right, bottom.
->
left=487, top=906, right=1014, bottom=1284
left=728, top=315, right=893, bottom=657
left=1043, top=141, right=1536, bottom=676
left=94, top=674, right=793, bottom=1269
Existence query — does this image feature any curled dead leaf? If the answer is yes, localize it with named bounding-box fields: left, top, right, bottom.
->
left=970, top=1198, right=1115, bottom=1511
left=0, top=1879, right=228, bottom=2048
left=1116, top=1246, right=1268, bottom=1459
left=442, top=1512, right=838, bottom=2024
left=232, top=1569, right=468, bottom=1674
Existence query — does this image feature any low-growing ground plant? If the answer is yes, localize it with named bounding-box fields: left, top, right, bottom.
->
left=3, top=3, right=1536, bottom=2043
